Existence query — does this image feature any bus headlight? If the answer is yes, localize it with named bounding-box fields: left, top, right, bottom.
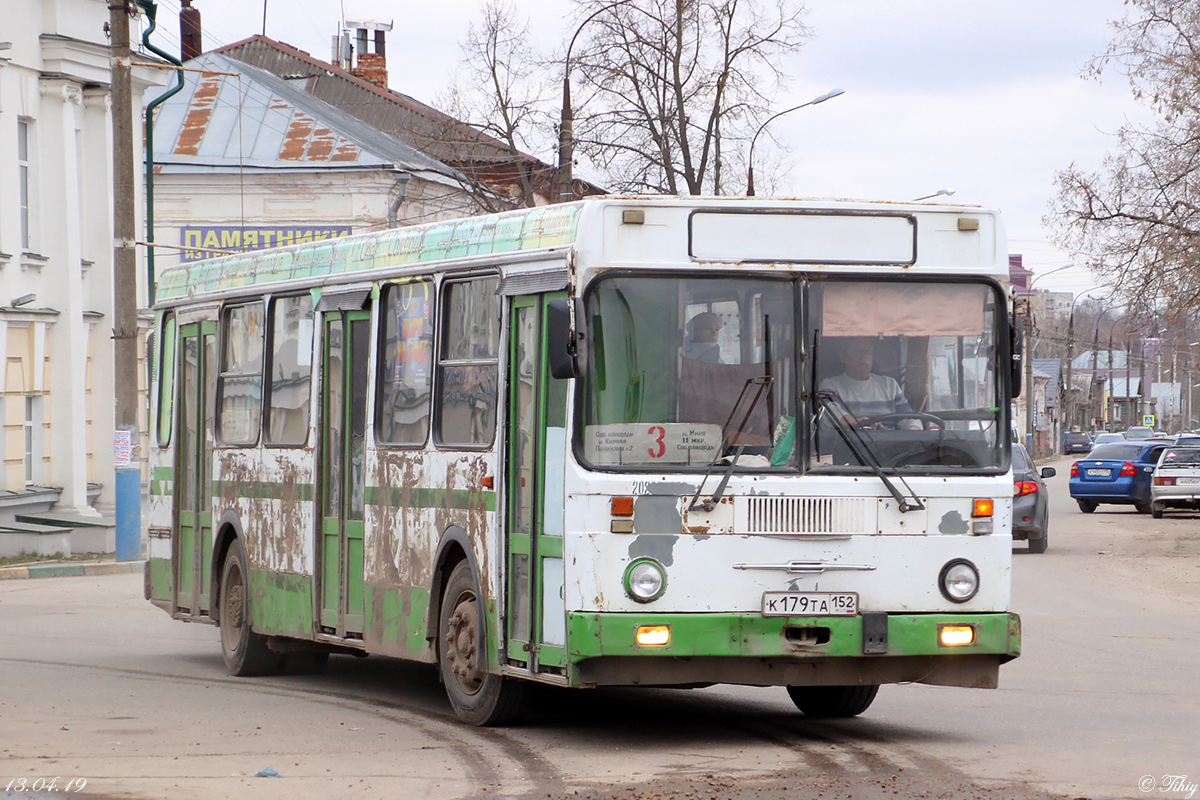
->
left=624, top=558, right=666, bottom=602
left=938, top=559, right=979, bottom=603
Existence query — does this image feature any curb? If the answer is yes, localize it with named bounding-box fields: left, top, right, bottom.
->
left=0, top=560, right=145, bottom=581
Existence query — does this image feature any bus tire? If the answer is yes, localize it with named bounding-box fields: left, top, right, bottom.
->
left=787, top=684, right=879, bottom=718
left=438, top=561, right=526, bottom=726
left=218, top=538, right=282, bottom=677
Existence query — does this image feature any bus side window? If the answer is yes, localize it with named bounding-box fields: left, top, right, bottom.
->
left=377, top=280, right=434, bottom=446
left=265, top=294, right=315, bottom=446
left=157, top=312, right=176, bottom=447
left=436, top=276, right=500, bottom=447
left=217, top=302, right=265, bottom=445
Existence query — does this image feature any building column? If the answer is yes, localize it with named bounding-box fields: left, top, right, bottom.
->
left=39, top=77, right=98, bottom=517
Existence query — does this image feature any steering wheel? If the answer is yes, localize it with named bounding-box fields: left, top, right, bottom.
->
left=855, top=412, right=944, bottom=430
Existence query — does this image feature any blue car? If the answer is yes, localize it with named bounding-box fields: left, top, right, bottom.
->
left=1070, top=441, right=1171, bottom=513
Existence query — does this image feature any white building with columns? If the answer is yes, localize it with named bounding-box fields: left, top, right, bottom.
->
left=0, top=0, right=164, bottom=554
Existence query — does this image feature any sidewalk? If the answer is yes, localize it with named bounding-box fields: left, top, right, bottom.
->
left=0, top=556, right=145, bottom=580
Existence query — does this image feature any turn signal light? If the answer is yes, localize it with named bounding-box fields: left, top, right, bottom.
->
left=972, top=498, right=994, bottom=518
left=611, top=497, right=635, bottom=517
left=938, top=624, right=976, bottom=647
left=635, top=625, right=671, bottom=646
left=1013, top=481, right=1038, bottom=497
left=1155, top=476, right=1176, bottom=486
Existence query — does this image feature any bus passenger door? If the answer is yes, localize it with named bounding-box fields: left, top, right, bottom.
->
left=175, top=321, right=216, bottom=616
left=506, top=294, right=568, bottom=673
left=318, top=310, right=370, bottom=637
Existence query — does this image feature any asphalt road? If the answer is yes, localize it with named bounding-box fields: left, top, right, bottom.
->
left=2, top=462, right=1197, bottom=800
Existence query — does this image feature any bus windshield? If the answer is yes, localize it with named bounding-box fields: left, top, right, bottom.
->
left=810, top=280, right=1004, bottom=473
left=581, top=275, right=1004, bottom=473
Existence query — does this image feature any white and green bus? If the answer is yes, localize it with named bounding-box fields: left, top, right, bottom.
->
left=145, top=196, right=1023, bottom=725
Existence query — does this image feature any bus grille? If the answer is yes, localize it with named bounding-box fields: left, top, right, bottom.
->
left=739, top=496, right=873, bottom=535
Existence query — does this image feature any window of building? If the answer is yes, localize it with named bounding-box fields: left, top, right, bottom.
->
left=23, top=396, right=43, bottom=486
left=265, top=294, right=315, bottom=445
left=18, top=119, right=33, bottom=251
left=217, top=302, right=264, bottom=444
left=377, top=280, right=434, bottom=446
left=436, top=276, right=499, bottom=447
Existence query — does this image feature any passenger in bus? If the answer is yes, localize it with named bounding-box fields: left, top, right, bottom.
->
left=820, top=337, right=921, bottom=430
left=682, top=311, right=723, bottom=363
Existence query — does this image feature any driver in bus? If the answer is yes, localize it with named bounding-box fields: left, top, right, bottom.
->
left=819, top=337, right=921, bottom=430
left=682, top=311, right=723, bottom=363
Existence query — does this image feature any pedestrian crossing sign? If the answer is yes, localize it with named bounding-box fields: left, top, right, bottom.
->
left=1143, top=414, right=1155, bottom=427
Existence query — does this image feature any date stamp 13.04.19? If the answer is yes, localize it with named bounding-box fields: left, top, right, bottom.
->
left=4, top=777, right=88, bottom=793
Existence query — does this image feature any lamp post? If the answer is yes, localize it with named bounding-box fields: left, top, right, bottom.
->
left=746, top=88, right=844, bottom=196
left=1021, top=262, right=1074, bottom=454
left=559, top=0, right=641, bottom=202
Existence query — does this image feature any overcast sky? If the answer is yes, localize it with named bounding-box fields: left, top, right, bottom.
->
left=144, top=0, right=1148, bottom=297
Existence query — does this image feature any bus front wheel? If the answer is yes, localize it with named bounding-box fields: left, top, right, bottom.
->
left=438, top=561, right=526, bottom=726
left=787, top=684, right=879, bottom=718
left=218, top=538, right=281, bottom=677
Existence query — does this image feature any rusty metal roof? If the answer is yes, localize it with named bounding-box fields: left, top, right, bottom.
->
left=215, top=36, right=532, bottom=168
left=148, top=52, right=460, bottom=179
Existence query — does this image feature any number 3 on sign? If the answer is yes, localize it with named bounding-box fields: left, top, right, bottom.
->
left=647, top=425, right=666, bottom=458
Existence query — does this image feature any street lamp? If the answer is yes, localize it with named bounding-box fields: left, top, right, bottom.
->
left=1021, top=262, right=1073, bottom=451
left=746, top=88, right=845, bottom=197
left=558, top=0, right=643, bottom=202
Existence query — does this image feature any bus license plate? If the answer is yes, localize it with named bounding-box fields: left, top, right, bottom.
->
left=1087, top=468, right=1111, bottom=477
left=761, top=592, right=858, bottom=617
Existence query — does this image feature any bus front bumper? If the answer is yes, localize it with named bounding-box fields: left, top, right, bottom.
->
left=564, top=611, right=1019, bottom=690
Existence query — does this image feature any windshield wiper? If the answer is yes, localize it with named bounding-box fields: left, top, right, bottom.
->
left=815, top=390, right=925, bottom=513
left=689, top=376, right=772, bottom=513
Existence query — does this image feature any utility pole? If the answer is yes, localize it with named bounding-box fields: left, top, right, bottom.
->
left=110, top=0, right=141, bottom=561
left=1065, top=312, right=1075, bottom=436
left=1090, top=328, right=1099, bottom=429
left=1024, top=298, right=1036, bottom=454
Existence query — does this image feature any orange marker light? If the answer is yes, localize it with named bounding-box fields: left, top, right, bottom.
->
left=611, top=497, right=635, bottom=517
left=635, top=625, right=671, bottom=646
left=972, top=498, right=994, bottom=518
left=938, top=624, right=976, bottom=647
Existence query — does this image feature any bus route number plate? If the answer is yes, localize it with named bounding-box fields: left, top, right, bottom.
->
left=761, top=592, right=858, bottom=617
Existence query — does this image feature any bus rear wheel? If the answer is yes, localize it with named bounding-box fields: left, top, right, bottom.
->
left=218, top=538, right=281, bottom=677
left=787, top=684, right=879, bottom=718
left=438, top=561, right=526, bottom=726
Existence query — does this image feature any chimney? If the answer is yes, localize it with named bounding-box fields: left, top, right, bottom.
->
left=345, top=19, right=393, bottom=90
left=180, top=0, right=203, bottom=61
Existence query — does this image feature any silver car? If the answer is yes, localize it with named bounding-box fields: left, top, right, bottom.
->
left=1150, top=446, right=1200, bottom=518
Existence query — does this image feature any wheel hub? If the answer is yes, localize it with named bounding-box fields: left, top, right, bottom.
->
left=445, top=597, right=483, bottom=693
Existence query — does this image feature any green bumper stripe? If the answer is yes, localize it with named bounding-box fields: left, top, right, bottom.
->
left=566, top=612, right=1020, bottom=661
left=212, top=480, right=315, bottom=502
left=365, top=486, right=497, bottom=512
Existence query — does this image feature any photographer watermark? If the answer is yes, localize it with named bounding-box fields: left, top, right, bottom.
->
left=1141, top=775, right=1198, bottom=799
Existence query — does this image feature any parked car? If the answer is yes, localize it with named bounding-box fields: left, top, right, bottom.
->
left=1012, top=443, right=1055, bottom=553
left=1150, top=446, right=1200, bottom=518
left=1124, top=426, right=1155, bottom=441
left=1070, top=441, right=1171, bottom=513
left=1063, top=431, right=1092, bottom=454
left=1092, top=432, right=1125, bottom=445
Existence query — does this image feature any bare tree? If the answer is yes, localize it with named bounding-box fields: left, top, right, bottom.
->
left=1050, top=0, right=1200, bottom=320
left=568, top=0, right=809, bottom=195
left=440, top=1, right=558, bottom=210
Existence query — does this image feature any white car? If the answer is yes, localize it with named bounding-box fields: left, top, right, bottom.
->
left=1150, top=446, right=1200, bottom=518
